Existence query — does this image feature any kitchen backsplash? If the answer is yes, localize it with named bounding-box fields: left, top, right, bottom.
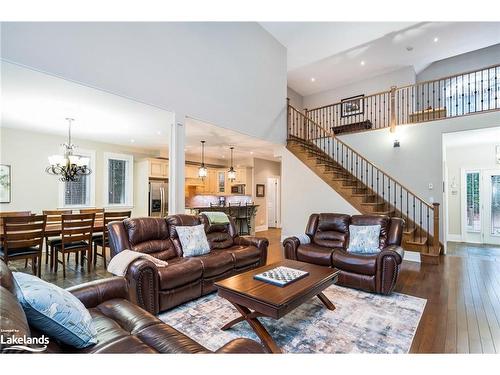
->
left=187, top=194, right=253, bottom=207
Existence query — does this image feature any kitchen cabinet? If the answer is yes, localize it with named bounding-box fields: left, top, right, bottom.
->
left=149, top=158, right=168, bottom=178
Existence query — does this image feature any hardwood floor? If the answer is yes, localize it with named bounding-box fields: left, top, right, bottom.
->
left=7, top=230, right=500, bottom=354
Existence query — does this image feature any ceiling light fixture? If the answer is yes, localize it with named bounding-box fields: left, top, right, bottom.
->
left=198, top=140, right=207, bottom=178
left=130, top=139, right=135, bottom=143
left=360, top=61, right=366, bottom=66
left=46, top=118, right=91, bottom=182
left=310, top=77, right=316, bottom=82
left=433, top=37, right=439, bottom=43
left=227, top=147, right=237, bottom=181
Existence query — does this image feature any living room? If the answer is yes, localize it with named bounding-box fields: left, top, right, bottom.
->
left=1, top=1, right=500, bottom=373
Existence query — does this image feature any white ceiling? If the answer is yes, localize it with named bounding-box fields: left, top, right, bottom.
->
left=443, top=126, right=500, bottom=148
left=262, top=22, right=500, bottom=96
left=1, top=62, right=280, bottom=166
left=185, top=117, right=281, bottom=167
left=1, top=61, right=173, bottom=149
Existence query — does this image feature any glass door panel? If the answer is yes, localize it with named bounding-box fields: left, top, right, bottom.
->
left=484, top=170, right=500, bottom=245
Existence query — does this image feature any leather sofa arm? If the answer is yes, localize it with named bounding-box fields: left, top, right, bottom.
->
left=376, top=245, right=404, bottom=295
left=283, top=236, right=300, bottom=260
left=378, top=245, right=404, bottom=264
left=67, top=276, right=129, bottom=309
left=215, top=338, right=266, bottom=354
left=234, top=236, right=269, bottom=266
left=108, top=221, right=131, bottom=258
left=125, top=258, right=160, bottom=315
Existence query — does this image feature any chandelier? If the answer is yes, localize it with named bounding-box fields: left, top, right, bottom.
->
left=198, top=140, right=207, bottom=178
left=46, top=118, right=92, bottom=182
left=227, top=146, right=237, bottom=181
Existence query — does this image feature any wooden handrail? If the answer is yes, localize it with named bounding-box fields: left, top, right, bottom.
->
left=308, top=89, right=391, bottom=112
left=288, top=105, right=434, bottom=210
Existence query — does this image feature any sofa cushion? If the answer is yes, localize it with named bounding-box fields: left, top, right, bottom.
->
left=166, top=215, right=202, bottom=256
left=227, top=245, right=261, bottom=268
left=157, top=257, right=203, bottom=290
left=176, top=224, right=211, bottom=257
left=312, top=213, right=350, bottom=248
left=296, top=244, right=336, bottom=266
left=197, top=250, right=235, bottom=278
left=351, top=215, right=390, bottom=249
left=331, top=249, right=377, bottom=276
left=13, top=272, right=97, bottom=349
left=124, top=218, right=177, bottom=261
left=347, top=224, right=381, bottom=254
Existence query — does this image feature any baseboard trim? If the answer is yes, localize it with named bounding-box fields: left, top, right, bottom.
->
left=255, top=225, right=268, bottom=232
left=403, top=251, right=421, bottom=263
left=447, top=234, right=463, bottom=242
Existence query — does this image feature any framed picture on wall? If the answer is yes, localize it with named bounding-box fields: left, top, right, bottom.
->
left=341, top=94, right=364, bottom=117
left=0, top=164, right=11, bottom=203
left=256, top=184, right=265, bottom=197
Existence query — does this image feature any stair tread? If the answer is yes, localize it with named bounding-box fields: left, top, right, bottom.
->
left=405, top=235, right=428, bottom=245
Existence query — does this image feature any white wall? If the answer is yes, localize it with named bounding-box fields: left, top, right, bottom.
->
left=303, top=66, right=416, bottom=109
left=0, top=127, right=156, bottom=216
left=280, top=148, right=360, bottom=238
left=417, top=44, right=500, bottom=82
left=287, top=87, right=304, bottom=110
left=253, top=158, right=281, bottom=231
left=337, top=111, right=500, bottom=241
left=445, top=142, right=500, bottom=237
left=1, top=22, right=287, bottom=144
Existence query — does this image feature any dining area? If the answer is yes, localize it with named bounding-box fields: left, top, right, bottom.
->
left=0, top=209, right=131, bottom=280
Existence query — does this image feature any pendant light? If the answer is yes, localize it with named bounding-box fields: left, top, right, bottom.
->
left=46, top=118, right=91, bottom=182
left=198, top=140, right=207, bottom=178
left=227, top=146, right=237, bottom=181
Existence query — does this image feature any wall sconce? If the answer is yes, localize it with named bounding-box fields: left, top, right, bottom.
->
left=496, top=145, right=500, bottom=164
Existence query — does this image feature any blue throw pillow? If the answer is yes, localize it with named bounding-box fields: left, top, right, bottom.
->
left=347, top=224, right=381, bottom=254
left=176, top=224, right=211, bottom=257
left=12, top=272, right=97, bottom=348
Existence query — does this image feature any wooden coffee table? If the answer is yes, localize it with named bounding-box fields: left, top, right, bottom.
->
left=215, top=259, right=340, bottom=353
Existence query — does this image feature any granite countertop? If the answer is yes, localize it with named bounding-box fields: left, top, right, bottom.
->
left=188, top=204, right=259, bottom=210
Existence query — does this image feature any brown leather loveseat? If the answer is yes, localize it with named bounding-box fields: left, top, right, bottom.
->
left=108, top=214, right=268, bottom=315
left=0, top=260, right=264, bottom=353
left=283, top=214, right=404, bottom=295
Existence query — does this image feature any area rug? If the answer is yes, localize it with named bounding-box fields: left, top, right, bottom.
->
left=158, top=285, right=426, bottom=353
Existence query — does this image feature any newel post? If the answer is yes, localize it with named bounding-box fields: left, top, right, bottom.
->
left=389, top=85, right=397, bottom=133
left=432, top=202, right=440, bottom=256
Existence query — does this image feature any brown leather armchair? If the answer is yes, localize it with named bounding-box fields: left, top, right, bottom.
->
left=283, top=214, right=404, bottom=295
left=0, top=260, right=264, bottom=353
left=108, top=214, right=268, bottom=315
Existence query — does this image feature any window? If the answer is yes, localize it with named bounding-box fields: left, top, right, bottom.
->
left=104, top=153, right=133, bottom=207
left=466, top=171, right=480, bottom=232
left=60, top=150, right=95, bottom=208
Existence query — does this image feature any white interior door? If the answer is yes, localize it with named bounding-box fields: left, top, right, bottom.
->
left=483, top=169, right=500, bottom=245
left=267, top=177, right=280, bottom=228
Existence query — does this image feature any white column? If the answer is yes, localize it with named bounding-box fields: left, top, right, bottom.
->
left=168, top=112, right=185, bottom=214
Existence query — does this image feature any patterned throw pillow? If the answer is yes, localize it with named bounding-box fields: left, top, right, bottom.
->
left=12, top=272, right=97, bottom=348
left=347, top=225, right=382, bottom=254
left=176, top=224, right=211, bottom=257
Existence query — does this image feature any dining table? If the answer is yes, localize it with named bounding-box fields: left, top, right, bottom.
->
left=0, top=220, right=105, bottom=240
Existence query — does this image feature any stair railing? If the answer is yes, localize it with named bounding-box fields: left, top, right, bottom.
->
left=306, top=63, right=500, bottom=133
left=287, top=102, right=440, bottom=256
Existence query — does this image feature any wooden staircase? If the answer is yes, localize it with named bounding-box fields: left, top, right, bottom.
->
left=287, top=104, right=441, bottom=264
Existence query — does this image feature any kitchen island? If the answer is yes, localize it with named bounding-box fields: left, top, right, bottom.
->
left=187, top=204, right=259, bottom=235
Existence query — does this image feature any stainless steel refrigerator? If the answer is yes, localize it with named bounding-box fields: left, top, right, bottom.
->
left=149, top=180, right=168, bottom=217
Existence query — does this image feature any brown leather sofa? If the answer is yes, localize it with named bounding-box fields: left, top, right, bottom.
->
left=108, top=214, right=268, bottom=315
left=283, top=214, right=404, bottom=295
left=0, top=260, right=264, bottom=353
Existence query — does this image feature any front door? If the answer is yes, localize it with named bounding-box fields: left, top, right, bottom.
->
left=483, top=170, right=500, bottom=245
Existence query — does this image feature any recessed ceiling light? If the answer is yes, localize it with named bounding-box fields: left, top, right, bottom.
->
left=310, top=77, right=316, bottom=82
left=130, top=139, right=135, bottom=143
left=157, top=131, right=162, bottom=135
left=360, top=61, right=365, bottom=66
left=250, top=151, right=254, bottom=155
left=433, top=37, right=439, bottom=43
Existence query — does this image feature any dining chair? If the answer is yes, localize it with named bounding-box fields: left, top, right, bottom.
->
left=52, top=213, right=95, bottom=278
left=1, top=215, right=46, bottom=277
left=93, top=210, right=131, bottom=268
left=43, top=209, right=72, bottom=268
left=0, top=211, right=33, bottom=268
